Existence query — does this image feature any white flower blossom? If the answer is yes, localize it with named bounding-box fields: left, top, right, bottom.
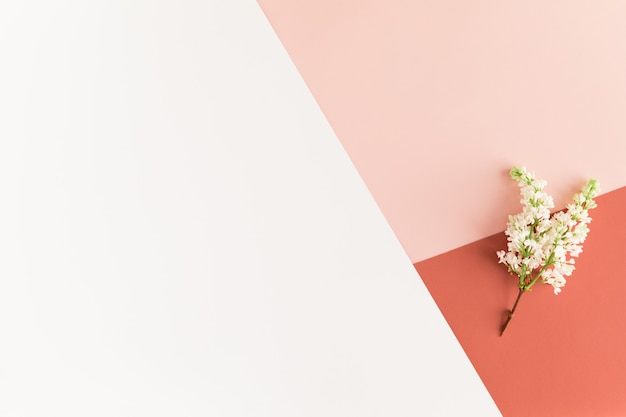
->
left=497, top=166, right=599, bottom=295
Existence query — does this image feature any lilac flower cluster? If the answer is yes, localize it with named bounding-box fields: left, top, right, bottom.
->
left=497, top=167, right=599, bottom=294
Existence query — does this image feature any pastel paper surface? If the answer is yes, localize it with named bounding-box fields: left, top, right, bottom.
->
left=0, top=1, right=501, bottom=416
left=258, top=0, right=626, bottom=262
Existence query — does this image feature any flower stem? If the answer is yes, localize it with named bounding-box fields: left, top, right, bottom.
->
left=500, top=287, right=525, bottom=336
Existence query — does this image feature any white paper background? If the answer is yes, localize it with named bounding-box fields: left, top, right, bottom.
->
left=0, top=1, right=500, bottom=416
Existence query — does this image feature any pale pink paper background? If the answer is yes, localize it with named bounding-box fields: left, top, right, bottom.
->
left=259, top=0, right=626, bottom=262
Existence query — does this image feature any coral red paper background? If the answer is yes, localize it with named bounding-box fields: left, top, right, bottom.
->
left=415, top=187, right=626, bottom=417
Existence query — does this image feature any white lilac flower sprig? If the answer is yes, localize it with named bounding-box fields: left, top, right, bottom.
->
left=497, top=166, right=599, bottom=336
